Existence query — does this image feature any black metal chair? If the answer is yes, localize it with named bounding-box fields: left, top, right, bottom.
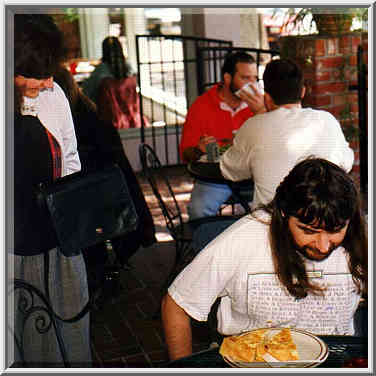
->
left=139, top=143, right=241, bottom=272
left=139, top=143, right=195, bottom=263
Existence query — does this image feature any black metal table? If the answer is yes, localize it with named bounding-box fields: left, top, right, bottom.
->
left=164, top=335, right=368, bottom=368
left=187, top=162, right=253, bottom=213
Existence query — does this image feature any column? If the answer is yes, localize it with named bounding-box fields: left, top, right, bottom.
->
left=123, top=8, right=147, bottom=73
left=78, top=8, right=110, bottom=59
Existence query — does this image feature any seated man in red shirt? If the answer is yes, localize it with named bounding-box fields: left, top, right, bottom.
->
left=180, top=51, right=266, bottom=219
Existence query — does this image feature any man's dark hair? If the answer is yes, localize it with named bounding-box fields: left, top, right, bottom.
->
left=14, top=14, right=67, bottom=79
left=263, top=59, right=304, bottom=105
left=260, top=157, right=367, bottom=299
left=221, top=51, right=255, bottom=80
left=102, top=36, right=132, bottom=79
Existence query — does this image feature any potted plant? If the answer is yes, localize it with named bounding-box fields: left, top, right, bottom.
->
left=280, top=7, right=367, bottom=36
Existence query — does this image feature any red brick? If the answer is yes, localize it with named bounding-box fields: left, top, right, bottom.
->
left=311, top=82, right=347, bottom=95
left=318, top=56, right=344, bottom=69
left=349, top=55, right=357, bottom=66
left=312, top=95, right=332, bottom=107
left=332, top=70, right=342, bottom=81
left=303, top=72, right=315, bottom=81
left=354, top=150, right=360, bottom=162
left=343, top=68, right=355, bottom=82
left=351, top=164, right=360, bottom=173
left=350, top=35, right=362, bottom=53
left=349, top=92, right=358, bottom=102
left=339, top=36, right=351, bottom=54
left=346, top=71, right=357, bottom=82
left=351, top=103, right=359, bottom=114
left=315, top=39, right=325, bottom=56
left=331, top=105, right=347, bottom=119
left=315, top=71, right=331, bottom=82
left=341, top=118, right=358, bottom=128
left=332, top=95, right=347, bottom=106
left=326, top=39, right=338, bottom=55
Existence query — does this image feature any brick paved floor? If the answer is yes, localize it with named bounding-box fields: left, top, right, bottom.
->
left=89, top=166, right=213, bottom=368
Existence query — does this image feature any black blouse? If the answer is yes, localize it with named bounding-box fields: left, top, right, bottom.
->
left=14, top=115, right=58, bottom=255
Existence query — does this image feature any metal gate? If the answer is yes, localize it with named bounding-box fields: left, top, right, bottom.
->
left=136, top=34, right=232, bottom=166
left=196, top=46, right=280, bottom=94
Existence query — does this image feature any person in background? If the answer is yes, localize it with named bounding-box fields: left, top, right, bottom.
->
left=12, top=14, right=91, bottom=366
left=220, top=58, right=354, bottom=210
left=82, top=36, right=147, bottom=129
left=82, top=36, right=134, bottom=103
left=179, top=51, right=266, bottom=220
left=54, top=66, right=157, bottom=300
left=162, top=157, right=367, bottom=361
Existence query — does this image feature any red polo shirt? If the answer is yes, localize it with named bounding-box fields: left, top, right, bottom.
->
left=179, top=84, right=254, bottom=161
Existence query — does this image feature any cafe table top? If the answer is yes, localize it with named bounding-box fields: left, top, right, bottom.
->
left=164, top=335, right=368, bottom=368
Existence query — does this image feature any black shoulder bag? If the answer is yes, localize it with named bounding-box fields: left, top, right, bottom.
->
left=37, top=164, right=139, bottom=257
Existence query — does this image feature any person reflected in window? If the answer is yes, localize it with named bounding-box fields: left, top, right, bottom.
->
left=82, top=36, right=148, bottom=129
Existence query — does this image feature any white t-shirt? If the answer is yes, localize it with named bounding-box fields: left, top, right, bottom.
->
left=220, top=107, right=354, bottom=209
left=22, top=82, right=81, bottom=176
left=168, top=213, right=361, bottom=336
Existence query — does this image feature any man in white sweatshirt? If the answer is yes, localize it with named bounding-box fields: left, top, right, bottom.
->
left=220, top=58, right=354, bottom=210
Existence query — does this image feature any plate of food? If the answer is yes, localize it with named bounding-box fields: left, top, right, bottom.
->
left=219, top=327, right=328, bottom=368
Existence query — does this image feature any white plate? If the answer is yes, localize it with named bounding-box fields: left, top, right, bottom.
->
left=222, top=327, right=329, bottom=368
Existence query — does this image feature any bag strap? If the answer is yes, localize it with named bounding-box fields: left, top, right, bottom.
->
left=44, top=127, right=62, bottom=180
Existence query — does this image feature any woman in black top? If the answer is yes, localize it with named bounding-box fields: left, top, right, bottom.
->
left=11, top=14, right=91, bottom=367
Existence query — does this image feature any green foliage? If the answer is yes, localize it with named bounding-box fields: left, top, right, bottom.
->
left=54, top=8, right=79, bottom=23
left=340, top=103, right=359, bottom=143
left=63, top=8, right=79, bottom=22
left=280, top=7, right=367, bottom=34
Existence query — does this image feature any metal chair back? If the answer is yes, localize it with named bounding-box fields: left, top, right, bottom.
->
left=138, top=143, right=184, bottom=240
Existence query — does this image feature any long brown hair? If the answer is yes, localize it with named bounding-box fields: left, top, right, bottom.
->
left=258, top=157, right=367, bottom=299
left=53, top=65, right=97, bottom=116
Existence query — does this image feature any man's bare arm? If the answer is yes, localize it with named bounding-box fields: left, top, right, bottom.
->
left=161, top=293, right=193, bottom=360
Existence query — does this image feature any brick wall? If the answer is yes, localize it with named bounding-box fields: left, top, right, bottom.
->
left=279, top=32, right=368, bottom=188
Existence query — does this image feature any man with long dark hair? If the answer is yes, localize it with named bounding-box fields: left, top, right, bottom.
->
left=161, top=157, right=367, bottom=361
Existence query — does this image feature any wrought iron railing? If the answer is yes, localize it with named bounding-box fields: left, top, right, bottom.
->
left=8, top=252, right=90, bottom=367
left=196, top=46, right=280, bottom=94
left=136, top=34, right=232, bottom=166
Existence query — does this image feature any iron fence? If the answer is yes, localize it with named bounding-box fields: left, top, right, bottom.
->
left=196, top=46, right=280, bottom=94
left=136, top=34, right=232, bottom=166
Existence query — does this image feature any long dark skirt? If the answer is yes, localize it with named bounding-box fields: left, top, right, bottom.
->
left=8, top=248, right=92, bottom=367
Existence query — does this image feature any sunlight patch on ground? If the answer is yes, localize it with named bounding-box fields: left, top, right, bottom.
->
left=155, top=231, right=174, bottom=242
